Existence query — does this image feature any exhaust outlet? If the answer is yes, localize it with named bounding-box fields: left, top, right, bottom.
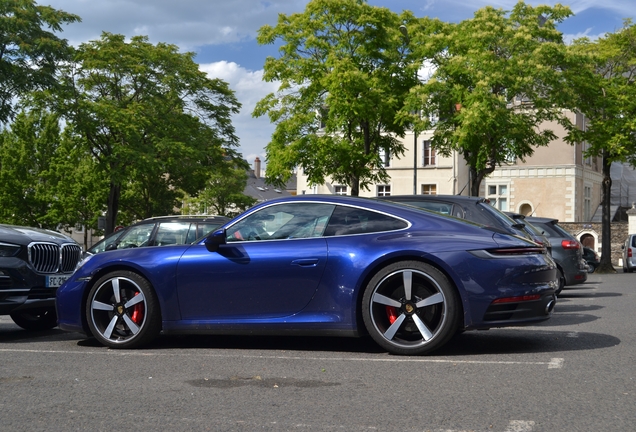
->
left=545, top=299, right=555, bottom=315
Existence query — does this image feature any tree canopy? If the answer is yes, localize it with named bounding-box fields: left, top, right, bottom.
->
left=254, top=0, right=430, bottom=196
left=401, top=1, right=575, bottom=196
left=0, top=0, right=79, bottom=123
left=564, top=20, right=636, bottom=271
left=44, top=33, right=242, bottom=234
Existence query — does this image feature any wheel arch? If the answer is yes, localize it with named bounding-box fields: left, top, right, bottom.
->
left=79, top=264, right=165, bottom=336
left=353, top=253, right=467, bottom=335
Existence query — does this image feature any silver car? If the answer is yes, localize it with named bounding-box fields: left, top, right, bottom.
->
left=623, top=234, right=636, bottom=273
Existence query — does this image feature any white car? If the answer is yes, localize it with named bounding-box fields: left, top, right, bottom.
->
left=623, top=234, right=636, bottom=273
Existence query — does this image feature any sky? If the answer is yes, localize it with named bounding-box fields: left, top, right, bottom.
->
left=44, top=0, right=635, bottom=170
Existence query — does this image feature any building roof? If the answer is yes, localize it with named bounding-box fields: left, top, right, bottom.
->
left=244, top=170, right=296, bottom=201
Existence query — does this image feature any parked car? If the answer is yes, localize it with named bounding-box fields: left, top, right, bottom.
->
left=526, top=217, right=587, bottom=294
left=622, top=234, right=636, bottom=273
left=0, top=224, right=82, bottom=330
left=505, top=212, right=551, bottom=253
left=377, top=195, right=533, bottom=240
left=87, top=215, right=230, bottom=255
left=57, top=196, right=557, bottom=356
left=582, top=247, right=600, bottom=273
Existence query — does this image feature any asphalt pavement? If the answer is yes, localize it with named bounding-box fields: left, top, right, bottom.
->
left=0, top=272, right=634, bottom=431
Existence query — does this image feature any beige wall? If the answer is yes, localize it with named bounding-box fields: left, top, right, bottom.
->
left=295, top=110, right=603, bottom=223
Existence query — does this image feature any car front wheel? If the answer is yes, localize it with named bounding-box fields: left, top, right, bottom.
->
left=362, top=261, right=460, bottom=356
left=10, top=308, right=57, bottom=331
left=86, top=271, right=161, bottom=349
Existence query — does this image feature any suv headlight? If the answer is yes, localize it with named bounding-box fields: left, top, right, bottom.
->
left=0, top=242, right=20, bottom=257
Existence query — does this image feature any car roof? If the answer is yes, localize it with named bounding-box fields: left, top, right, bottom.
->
left=378, top=194, right=489, bottom=204
left=525, top=216, right=559, bottom=224
left=130, top=215, right=230, bottom=225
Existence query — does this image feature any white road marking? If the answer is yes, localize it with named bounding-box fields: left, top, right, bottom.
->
left=503, top=420, right=536, bottom=432
left=0, top=348, right=563, bottom=369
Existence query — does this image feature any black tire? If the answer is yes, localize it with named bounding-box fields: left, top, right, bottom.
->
left=361, top=261, right=460, bottom=356
left=555, top=268, right=565, bottom=296
left=86, top=270, right=161, bottom=349
left=588, top=264, right=596, bottom=273
left=10, top=308, right=57, bottom=331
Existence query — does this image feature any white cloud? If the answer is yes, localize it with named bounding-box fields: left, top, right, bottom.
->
left=200, top=62, right=278, bottom=166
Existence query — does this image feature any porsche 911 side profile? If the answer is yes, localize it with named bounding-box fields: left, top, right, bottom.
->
left=56, top=195, right=557, bottom=356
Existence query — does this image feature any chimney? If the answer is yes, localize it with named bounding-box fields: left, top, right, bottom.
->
left=254, top=157, right=261, bottom=179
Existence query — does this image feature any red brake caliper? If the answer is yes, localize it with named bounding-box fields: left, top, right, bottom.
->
left=386, top=306, right=398, bottom=324
left=130, top=292, right=144, bottom=324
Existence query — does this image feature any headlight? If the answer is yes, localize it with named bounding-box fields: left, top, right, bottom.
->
left=75, top=253, right=94, bottom=271
left=0, top=242, right=21, bottom=257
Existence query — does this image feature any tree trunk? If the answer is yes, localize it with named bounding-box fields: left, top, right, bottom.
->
left=470, top=166, right=485, bottom=197
left=105, top=182, right=121, bottom=235
left=598, top=151, right=616, bottom=273
left=350, top=178, right=360, bottom=196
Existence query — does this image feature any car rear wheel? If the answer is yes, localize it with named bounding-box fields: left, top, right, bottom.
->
left=362, top=261, right=460, bottom=356
left=10, top=307, right=57, bottom=331
left=86, top=271, right=161, bottom=349
left=555, top=268, right=565, bottom=295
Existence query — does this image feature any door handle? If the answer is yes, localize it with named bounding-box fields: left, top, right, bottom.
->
left=291, top=258, right=319, bottom=267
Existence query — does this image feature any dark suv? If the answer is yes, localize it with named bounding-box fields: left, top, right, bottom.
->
left=87, top=215, right=230, bottom=254
left=526, top=217, right=587, bottom=294
left=377, top=195, right=533, bottom=240
left=0, top=224, right=82, bottom=330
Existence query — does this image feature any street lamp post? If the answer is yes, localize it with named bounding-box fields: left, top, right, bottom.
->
left=399, top=25, right=418, bottom=195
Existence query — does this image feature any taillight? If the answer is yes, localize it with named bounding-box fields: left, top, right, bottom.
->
left=488, top=247, right=545, bottom=255
left=561, top=240, right=580, bottom=250
left=492, top=294, right=541, bottom=304
left=629, top=248, right=633, bottom=258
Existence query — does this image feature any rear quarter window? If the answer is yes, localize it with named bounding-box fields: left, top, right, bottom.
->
left=324, top=206, right=408, bottom=236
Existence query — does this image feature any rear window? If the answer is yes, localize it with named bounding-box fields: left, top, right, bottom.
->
left=532, top=221, right=573, bottom=239
left=472, top=202, right=517, bottom=228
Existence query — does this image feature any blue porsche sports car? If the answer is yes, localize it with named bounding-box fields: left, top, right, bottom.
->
left=56, top=195, right=557, bottom=356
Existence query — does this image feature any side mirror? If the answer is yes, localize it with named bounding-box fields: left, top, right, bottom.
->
left=204, top=228, right=227, bottom=252
left=105, top=243, right=117, bottom=251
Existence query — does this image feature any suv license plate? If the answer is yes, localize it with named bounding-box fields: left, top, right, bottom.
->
left=46, top=275, right=70, bottom=288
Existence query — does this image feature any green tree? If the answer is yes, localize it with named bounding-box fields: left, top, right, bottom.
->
left=46, top=33, right=241, bottom=234
left=402, top=1, right=575, bottom=196
left=0, top=0, right=79, bottom=123
left=564, top=20, right=636, bottom=273
left=254, top=0, right=426, bottom=196
left=185, top=165, right=257, bottom=217
left=0, top=110, right=61, bottom=227
left=47, top=129, right=109, bottom=248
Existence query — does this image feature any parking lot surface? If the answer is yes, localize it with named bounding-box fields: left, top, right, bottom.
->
left=1, top=272, right=634, bottom=431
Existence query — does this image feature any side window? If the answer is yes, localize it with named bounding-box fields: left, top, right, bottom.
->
left=631, top=235, right=636, bottom=248
left=324, top=206, right=408, bottom=236
left=117, top=224, right=155, bottom=249
left=155, top=222, right=191, bottom=246
left=226, top=203, right=336, bottom=242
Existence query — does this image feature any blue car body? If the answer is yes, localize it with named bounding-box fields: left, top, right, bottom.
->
left=56, top=195, right=557, bottom=355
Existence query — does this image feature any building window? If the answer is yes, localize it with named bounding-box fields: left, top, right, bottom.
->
left=584, top=142, right=592, bottom=166
left=379, top=147, right=391, bottom=167
left=487, top=184, right=509, bottom=211
left=334, top=185, right=347, bottom=195
left=377, top=185, right=391, bottom=197
left=421, top=184, right=437, bottom=195
left=423, top=140, right=436, bottom=166
left=584, top=185, right=592, bottom=221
